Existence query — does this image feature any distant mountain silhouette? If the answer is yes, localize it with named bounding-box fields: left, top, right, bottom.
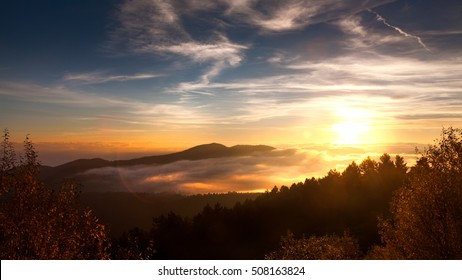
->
left=51, top=158, right=111, bottom=175
left=40, top=143, right=275, bottom=184
left=114, top=143, right=274, bottom=166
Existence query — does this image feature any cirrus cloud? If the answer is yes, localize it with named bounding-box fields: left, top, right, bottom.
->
left=64, top=71, right=163, bottom=85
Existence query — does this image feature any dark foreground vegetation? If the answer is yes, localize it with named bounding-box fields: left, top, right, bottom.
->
left=1, top=128, right=462, bottom=259
left=80, top=192, right=261, bottom=238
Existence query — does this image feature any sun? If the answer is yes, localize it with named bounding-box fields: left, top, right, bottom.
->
left=332, top=108, right=371, bottom=145
left=332, top=121, right=369, bottom=144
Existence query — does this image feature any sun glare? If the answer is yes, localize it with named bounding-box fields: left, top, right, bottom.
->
left=332, top=121, right=369, bottom=144
left=332, top=107, right=372, bottom=145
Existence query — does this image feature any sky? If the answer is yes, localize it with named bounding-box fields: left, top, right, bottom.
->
left=1, top=0, right=462, bottom=172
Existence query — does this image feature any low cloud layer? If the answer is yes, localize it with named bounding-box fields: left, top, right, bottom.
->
left=75, top=144, right=420, bottom=194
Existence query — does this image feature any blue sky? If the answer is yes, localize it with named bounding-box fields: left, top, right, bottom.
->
left=1, top=0, right=462, bottom=166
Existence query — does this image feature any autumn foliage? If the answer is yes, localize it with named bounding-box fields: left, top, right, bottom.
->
left=266, top=231, right=361, bottom=260
left=370, top=127, right=462, bottom=259
left=0, top=129, right=110, bottom=259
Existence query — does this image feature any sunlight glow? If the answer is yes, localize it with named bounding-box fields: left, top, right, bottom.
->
left=332, top=107, right=372, bottom=145
left=332, top=121, right=369, bottom=144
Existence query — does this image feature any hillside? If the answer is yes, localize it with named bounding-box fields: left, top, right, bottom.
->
left=113, top=143, right=275, bottom=166
left=39, top=143, right=275, bottom=190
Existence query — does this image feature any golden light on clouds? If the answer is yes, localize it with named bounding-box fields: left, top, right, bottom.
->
left=2, top=0, right=461, bottom=173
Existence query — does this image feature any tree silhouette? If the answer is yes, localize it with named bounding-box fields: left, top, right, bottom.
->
left=0, top=130, right=110, bottom=259
left=371, top=127, right=462, bottom=259
left=112, top=227, right=154, bottom=259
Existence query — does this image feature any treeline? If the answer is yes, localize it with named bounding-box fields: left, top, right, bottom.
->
left=1, top=128, right=462, bottom=259
left=111, top=128, right=462, bottom=259
left=110, top=153, right=407, bottom=259
left=81, top=192, right=261, bottom=238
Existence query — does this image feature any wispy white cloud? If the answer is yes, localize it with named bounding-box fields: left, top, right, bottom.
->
left=133, top=103, right=220, bottom=127
left=165, top=52, right=462, bottom=134
left=250, top=3, right=315, bottom=32
left=0, top=82, right=125, bottom=106
left=113, top=0, right=189, bottom=48
left=286, top=55, right=462, bottom=87
left=110, top=0, right=394, bottom=83
left=112, top=0, right=248, bottom=83
left=420, top=30, right=462, bottom=36
left=0, top=82, right=222, bottom=129
left=221, top=0, right=395, bottom=32
left=3, top=52, right=461, bottom=151
left=175, top=54, right=462, bottom=96
left=368, top=9, right=431, bottom=52
left=150, top=41, right=244, bottom=65
left=335, top=15, right=409, bottom=51
left=147, top=37, right=248, bottom=83
left=336, top=16, right=368, bottom=37
left=64, top=71, right=162, bottom=84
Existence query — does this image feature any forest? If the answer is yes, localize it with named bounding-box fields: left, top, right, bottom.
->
left=1, top=127, right=462, bottom=259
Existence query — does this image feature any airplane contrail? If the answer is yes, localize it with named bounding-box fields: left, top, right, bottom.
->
left=368, top=9, right=431, bottom=52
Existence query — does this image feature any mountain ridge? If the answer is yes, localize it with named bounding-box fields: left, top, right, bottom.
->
left=39, top=143, right=275, bottom=183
